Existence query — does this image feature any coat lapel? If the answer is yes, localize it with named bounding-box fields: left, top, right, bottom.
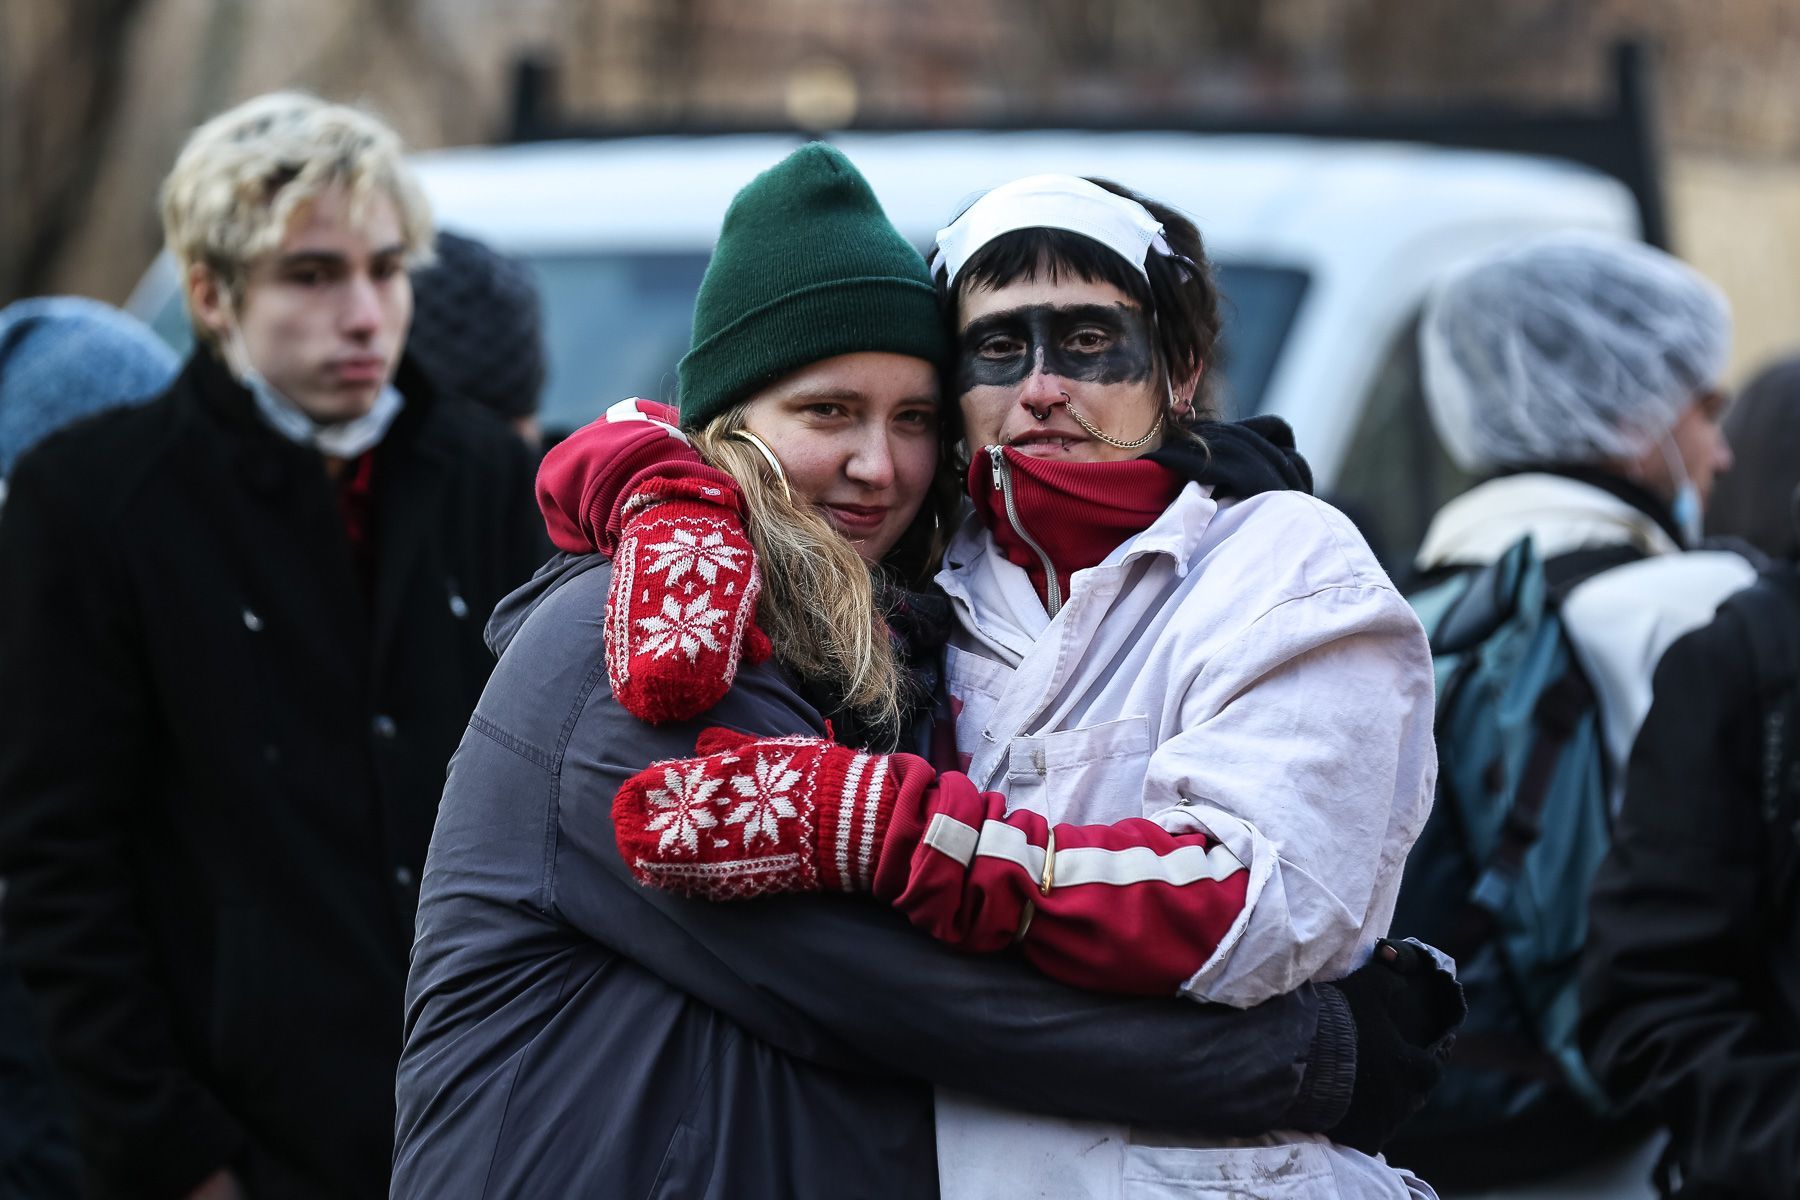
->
left=187, top=350, right=370, bottom=666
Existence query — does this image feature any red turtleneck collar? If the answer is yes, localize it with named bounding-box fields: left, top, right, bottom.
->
left=969, top=446, right=1185, bottom=610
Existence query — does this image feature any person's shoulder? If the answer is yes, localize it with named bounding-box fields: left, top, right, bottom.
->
left=1690, top=568, right=1800, bottom=690
left=488, top=557, right=613, bottom=684
left=1664, top=592, right=1759, bottom=680
left=1565, top=549, right=1756, bottom=637
left=5, top=384, right=183, bottom=525
left=427, top=384, right=517, bottom=442
left=1208, top=489, right=1394, bottom=596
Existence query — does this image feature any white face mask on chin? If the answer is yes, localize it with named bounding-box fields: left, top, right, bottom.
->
left=1655, top=431, right=1704, bottom=547
left=225, top=328, right=404, bottom=461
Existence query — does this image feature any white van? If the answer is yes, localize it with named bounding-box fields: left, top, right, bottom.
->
left=128, top=130, right=1638, bottom=568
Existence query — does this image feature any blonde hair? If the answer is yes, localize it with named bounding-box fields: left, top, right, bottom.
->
left=160, top=91, right=434, bottom=343
left=691, top=410, right=910, bottom=739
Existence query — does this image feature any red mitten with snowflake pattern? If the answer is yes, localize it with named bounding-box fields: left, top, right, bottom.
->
left=539, top=399, right=771, bottom=724
left=607, top=476, right=773, bottom=724
left=612, top=731, right=906, bottom=900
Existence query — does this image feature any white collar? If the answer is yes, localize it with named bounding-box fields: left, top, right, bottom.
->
left=1416, top=473, right=1680, bottom=571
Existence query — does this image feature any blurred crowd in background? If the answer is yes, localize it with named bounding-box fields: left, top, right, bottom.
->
left=9, top=0, right=1800, bottom=380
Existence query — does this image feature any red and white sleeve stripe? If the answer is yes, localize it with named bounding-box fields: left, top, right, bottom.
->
left=871, top=761, right=1251, bottom=996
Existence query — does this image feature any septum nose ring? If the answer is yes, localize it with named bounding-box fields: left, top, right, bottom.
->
left=1025, top=391, right=1072, bottom=422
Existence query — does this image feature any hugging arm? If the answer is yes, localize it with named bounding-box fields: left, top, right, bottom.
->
left=538, top=399, right=769, bottom=723
left=615, top=576, right=1439, bottom=1012
left=616, top=728, right=1252, bottom=997
left=547, top=658, right=1349, bottom=1136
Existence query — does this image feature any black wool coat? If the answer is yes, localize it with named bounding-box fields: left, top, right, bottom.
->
left=0, top=348, right=547, bottom=1199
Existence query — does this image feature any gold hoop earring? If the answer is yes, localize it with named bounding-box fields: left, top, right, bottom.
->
left=730, top=429, right=792, bottom=500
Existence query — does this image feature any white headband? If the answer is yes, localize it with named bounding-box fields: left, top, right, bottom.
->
left=930, top=174, right=1178, bottom=287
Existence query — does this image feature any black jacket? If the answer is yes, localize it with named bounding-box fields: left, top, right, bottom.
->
left=392, top=553, right=1359, bottom=1199
left=1580, top=573, right=1800, bottom=1198
left=0, top=349, right=545, bottom=1199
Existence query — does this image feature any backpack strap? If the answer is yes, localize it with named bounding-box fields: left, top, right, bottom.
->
left=1442, top=666, right=1596, bottom=964
left=1541, top=543, right=1646, bottom=600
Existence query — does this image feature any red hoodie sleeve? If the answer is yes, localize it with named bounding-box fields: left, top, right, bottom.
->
left=875, top=758, right=1252, bottom=995
left=536, top=398, right=741, bottom=555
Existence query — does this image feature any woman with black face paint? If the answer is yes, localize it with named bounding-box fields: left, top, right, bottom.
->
left=542, top=173, right=1458, bottom=1199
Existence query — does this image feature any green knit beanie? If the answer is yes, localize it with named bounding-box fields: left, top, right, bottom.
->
left=677, top=143, right=947, bottom=429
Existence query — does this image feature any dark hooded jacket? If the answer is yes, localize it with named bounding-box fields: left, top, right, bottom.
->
left=391, top=551, right=1358, bottom=1199
left=1580, top=570, right=1800, bottom=1198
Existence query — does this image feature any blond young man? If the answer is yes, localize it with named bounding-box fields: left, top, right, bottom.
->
left=0, top=94, right=545, bottom=1199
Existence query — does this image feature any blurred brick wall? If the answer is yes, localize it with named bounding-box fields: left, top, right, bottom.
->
left=8, top=0, right=1798, bottom=378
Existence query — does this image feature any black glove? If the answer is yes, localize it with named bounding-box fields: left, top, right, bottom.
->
left=1327, top=939, right=1465, bottom=1155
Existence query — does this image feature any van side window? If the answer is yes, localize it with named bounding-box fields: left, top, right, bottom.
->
left=1329, top=314, right=1473, bottom=584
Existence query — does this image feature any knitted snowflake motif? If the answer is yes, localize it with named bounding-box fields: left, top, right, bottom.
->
left=644, top=527, right=747, bottom=590
left=643, top=761, right=724, bottom=854
left=723, top=752, right=804, bottom=849
left=634, top=592, right=729, bottom=662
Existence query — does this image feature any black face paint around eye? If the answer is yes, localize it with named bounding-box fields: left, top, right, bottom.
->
left=955, top=303, right=1156, bottom=395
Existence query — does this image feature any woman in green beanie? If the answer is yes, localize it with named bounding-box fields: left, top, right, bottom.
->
left=396, top=145, right=1429, bottom=1197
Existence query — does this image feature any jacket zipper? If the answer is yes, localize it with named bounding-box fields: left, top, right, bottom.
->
left=987, top=445, right=1062, bottom=617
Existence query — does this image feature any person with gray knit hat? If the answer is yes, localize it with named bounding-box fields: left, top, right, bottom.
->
left=0, top=296, right=155, bottom=1199
left=407, top=229, right=548, bottom=446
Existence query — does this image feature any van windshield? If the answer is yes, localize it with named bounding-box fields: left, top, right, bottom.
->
left=531, top=254, right=1308, bottom=432
left=145, top=252, right=1309, bottom=434
left=532, top=251, right=710, bottom=430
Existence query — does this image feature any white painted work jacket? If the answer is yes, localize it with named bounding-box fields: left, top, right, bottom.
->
left=933, top=479, right=1439, bottom=1200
